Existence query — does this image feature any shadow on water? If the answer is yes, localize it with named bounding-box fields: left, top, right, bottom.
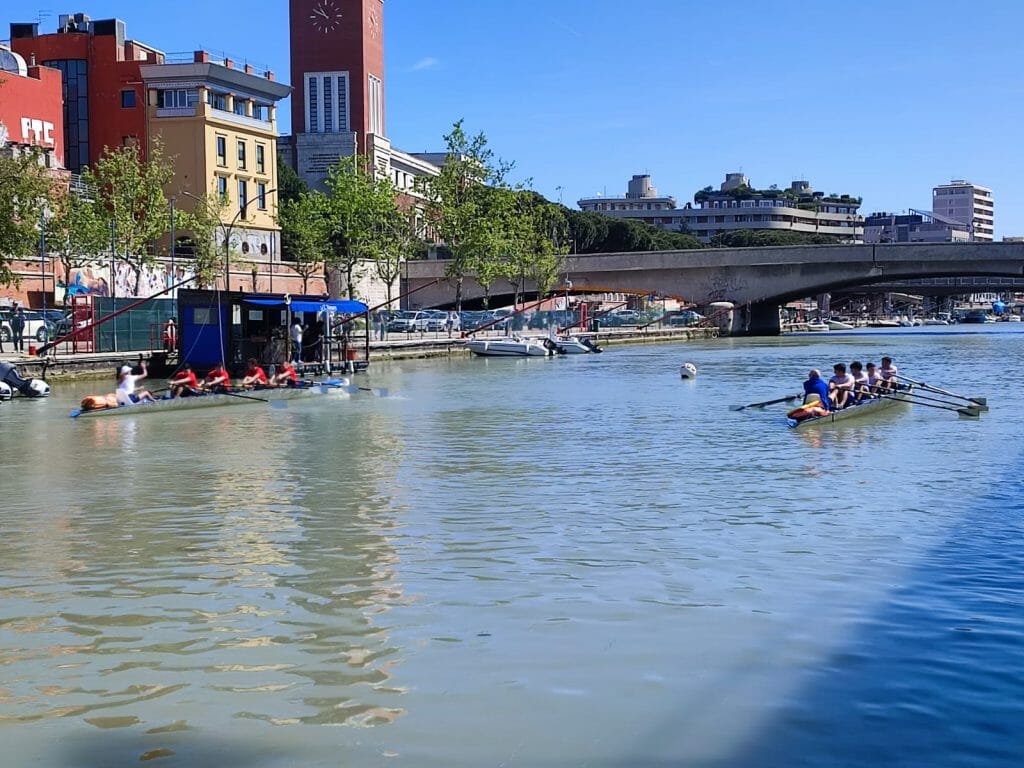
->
left=57, top=730, right=276, bottom=768
left=715, top=474, right=1024, bottom=768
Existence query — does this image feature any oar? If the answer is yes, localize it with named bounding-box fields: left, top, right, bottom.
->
left=894, top=374, right=988, bottom=410
left=346, top=385, right=390, bottom=398
left=730, top=394, right=800, bottom=411
left=895, top=389, right=978, bottom=410
left=875, top=392, right=981, bottom=418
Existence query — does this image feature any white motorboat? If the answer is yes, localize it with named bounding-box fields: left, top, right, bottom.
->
left=466, top=336, right=552, bottom=357
left=868, top=319, right=900, bottom=328
left=826, top=318, right=855, bottom=331
left=555, top=336, right=602, bottom=354
left=923, top=317, right=949, bottom=326
left=805, top=321, right=830, bottom=332
left=1008, top=315, right=1021, bottom=323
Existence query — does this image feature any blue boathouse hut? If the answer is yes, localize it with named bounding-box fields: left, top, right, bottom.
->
left=176, top=289, right=370, bottom=374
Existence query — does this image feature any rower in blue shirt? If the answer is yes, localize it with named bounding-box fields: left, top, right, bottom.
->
left=802, top=369, right=831, bottom=412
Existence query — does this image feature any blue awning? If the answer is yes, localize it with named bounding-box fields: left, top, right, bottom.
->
left=245, top=298, right=369, bottom=314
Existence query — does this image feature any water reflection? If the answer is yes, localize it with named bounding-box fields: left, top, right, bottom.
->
left=1, top=330, right=1022, bottom=766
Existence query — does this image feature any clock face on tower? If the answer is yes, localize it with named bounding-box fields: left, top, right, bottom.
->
left=309, top=0, right=343, bottom=34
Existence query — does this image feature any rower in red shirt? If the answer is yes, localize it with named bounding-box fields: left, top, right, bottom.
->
left=201, top=362, right=231, bottom=393
left=241, top=358, right=269, bottom=388
left=167, top=362, right=200, bottom=398
left=270, top=359, right=298, bottom=387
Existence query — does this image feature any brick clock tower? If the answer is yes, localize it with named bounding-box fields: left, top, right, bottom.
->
left=288, top=0, right=387, bottom=187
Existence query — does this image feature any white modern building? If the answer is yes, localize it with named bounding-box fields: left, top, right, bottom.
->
left=932, top=180, right=993, bottom=242
left=579, top=174, right=864, bottom=243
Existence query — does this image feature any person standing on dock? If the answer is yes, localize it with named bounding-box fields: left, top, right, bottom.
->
left=290, top=318, right=304, bottom=363
left=10, top=305, right=26, bottom=353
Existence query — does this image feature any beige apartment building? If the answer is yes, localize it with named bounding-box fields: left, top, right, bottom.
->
left=932, top=180, right=993, bottom=242
left=141, top=52, right=291, bottom=280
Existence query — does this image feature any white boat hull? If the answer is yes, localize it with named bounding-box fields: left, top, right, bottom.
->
left=555, top=336, right=600, bottom=354
left=467, top=338, right=551, bottom=357
left=72, top=381, right=350, bottom=419
left=805, top=322, right=830, bottom=332
left=826, top=319, right=855, bottom=330
left=788, top=389, right=911, bottom=429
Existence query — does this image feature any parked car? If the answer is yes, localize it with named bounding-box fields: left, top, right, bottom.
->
left=423, top=310, right=448, bottom=332
left=0, top=309, right=57, bottom=343
left=459, top=311, right=488, bottom=331
left=667, top=310, right=704, bottom=327
left=387, top=310, right=430, bottom=333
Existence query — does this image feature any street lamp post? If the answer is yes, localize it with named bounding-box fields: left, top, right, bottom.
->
left=110, top=217, right=118, bottom=352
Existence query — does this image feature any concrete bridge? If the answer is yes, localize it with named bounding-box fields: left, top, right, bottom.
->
left=404, top=242, right=1024, bottom=334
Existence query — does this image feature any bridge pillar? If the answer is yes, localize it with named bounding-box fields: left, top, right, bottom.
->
left=738, top=301, right=782, bottom=336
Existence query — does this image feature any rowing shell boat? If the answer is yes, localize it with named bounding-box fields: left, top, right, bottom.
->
left=71, top=380, right=350, bottom=419
left=787, top=387, right=912, bottom=429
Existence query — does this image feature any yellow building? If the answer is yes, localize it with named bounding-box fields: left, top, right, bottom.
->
left=141, top=52, right=291, bottom=286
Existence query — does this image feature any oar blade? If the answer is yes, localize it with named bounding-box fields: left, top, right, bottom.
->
left=957, top=407, right=981, bottom=419
left=269, top=399, right=289, bottom=410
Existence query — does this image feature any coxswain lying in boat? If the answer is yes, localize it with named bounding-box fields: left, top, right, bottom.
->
left=0, top=359, right=50, bottom=399
left=789, top=369, right=832, bottom=422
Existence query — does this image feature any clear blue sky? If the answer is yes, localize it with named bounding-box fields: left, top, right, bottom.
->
left=5, top=1, right=1022, bottom=235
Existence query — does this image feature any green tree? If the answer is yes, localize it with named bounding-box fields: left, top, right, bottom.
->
left=710, top=230, right=840, bottom=248
left=280, top=191, right=330, bottom=294
left=85, top=141, right=173, bottom=294
left=0, top=150, right=52, bottom=286
left=322, top=155, right=395, bottom=299
left=373, top=207, right=421, bottom=310
left=178, top=192, right=234, bottom=288
left=277, top=154, right=308, bottom=205
left=415, top=120, right=512, bottom=311
left=47, top=181, right=111, bottom=291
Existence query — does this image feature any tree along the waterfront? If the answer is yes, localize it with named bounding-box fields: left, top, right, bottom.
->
left=279, top=191, right=331, bottom=294
left=416, top=120, right=513, bottom=312
left=84, top=141, right=174, bottom=295
left=563, top=209, right=704, bottom=254
left=0, top=149, right=53, bottom=286
left=178, top=191, right=234, bottom=288
left=322, top=154, right=397, bottom=299
left=277, top=154, right=308, bottom=205
left=47, top=177, right=110, bottom=289
left=373, top=207, right=422, bottom=311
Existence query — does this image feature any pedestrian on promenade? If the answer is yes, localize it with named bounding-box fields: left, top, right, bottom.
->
left=290, top=318, right=304, bottom=363
left=161, top=318, right=177, bottom=352
left=11, top=305, right=26, bottom=352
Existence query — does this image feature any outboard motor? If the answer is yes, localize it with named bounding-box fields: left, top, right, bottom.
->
left=0, top=360, right=50, bottom=398
left=581, top=338, right=603, bottom=353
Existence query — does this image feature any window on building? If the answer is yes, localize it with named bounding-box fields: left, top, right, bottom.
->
left=368, top=74, right=383, bottom=135
left=252, top=104, right=269, bottom=121
left=234, top=99, right=247, bottom=116
left=216, top=136, right=227, bottom=166
left=256, top=144, right=265, bottom=174
left=44, top=59, right=90, bottom=172
left=257, top=182, right=267, bottom=210
left=121, top=89, right=136, bottom=108
left=307, top=76, right=319, bottom=132
left=212, top=92, right=228, bottom=111
left=217, top=176, right=228, bottom=200
left=238, top=180, right=248, bottom=218
left=160, top=89, right=196, bottom=109
left=323, top=75, right=333, bottom=131
left=237, top=140, right=247, bottom=169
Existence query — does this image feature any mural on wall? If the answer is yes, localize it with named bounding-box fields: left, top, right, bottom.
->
left=56, top=262, right=196, bottom=303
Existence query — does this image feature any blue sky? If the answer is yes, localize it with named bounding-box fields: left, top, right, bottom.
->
left=5, top=1, right=1022, bottom=234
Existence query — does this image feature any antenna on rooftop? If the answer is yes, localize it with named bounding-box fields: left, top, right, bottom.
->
left=37, top=10, right=53, bottom=25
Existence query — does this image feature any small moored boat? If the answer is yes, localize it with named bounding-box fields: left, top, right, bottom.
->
left=805, top=321, right=830, bottom=332
left=466, top=336, right=552, bottom=357
left=555, top=336, right=602, bottom=354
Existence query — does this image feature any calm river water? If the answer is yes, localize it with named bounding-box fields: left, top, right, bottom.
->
left=1, top=326, right=1023, bottom=767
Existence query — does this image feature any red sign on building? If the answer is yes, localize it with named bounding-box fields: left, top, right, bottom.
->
left=0, top=52, right=65, bottom=163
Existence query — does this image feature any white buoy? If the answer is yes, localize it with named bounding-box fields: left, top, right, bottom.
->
left=680, top=362, right=697, bottom=379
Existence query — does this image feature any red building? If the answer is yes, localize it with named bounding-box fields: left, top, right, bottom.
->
left=9, top=13, right=163, bottom=173
left=0, top=47, right=65, bottom=165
